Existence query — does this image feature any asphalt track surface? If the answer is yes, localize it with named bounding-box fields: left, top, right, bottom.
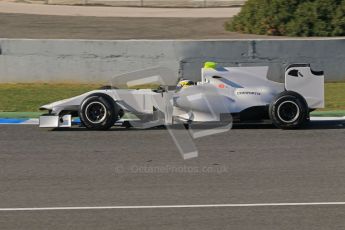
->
left=0, top=120, right=345, bottom=229
left=0, top=13, right=278, bottom=40
left=0, top=2, right=241, bottom=18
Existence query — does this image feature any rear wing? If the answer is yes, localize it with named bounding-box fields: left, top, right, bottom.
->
left=285, top=64, right=324, bottom=109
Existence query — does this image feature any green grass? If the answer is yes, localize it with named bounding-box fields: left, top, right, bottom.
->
left=0, top=112, right=43, bottom=118
left=0, top=82, right=344, bottom=113
left=321, top=82, right=345, bottom=111
left=0, top=83, right=101, bottom=112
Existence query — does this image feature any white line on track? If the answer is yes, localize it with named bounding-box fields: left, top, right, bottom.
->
left=310, top=116, right=345, bottom=121
left=1, top=202, right=345, bottom=211
left=0, top=117, right=344, bottom=125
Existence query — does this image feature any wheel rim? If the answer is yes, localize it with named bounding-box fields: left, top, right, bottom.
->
left=277, top=100, right=300, bottom=123
left=85, top=102, right=107, bottom=124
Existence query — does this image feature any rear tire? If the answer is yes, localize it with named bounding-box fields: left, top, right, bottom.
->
left=79, top=94, right=118, bottom=130
left=269, top=91, right=309, bottom=129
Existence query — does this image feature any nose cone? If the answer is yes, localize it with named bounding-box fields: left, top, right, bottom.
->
left=40, top=103, right=54, bottom=111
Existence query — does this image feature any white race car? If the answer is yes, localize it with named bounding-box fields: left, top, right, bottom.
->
left=39, top=62, right=324, bottom=130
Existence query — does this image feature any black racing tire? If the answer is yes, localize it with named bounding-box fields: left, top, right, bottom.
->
left=79, top=94, right=118, bottom=130
left=269, top=91, right=309, bottom=129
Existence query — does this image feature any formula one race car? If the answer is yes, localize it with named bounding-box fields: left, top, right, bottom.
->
left=39, top=62, right=324, bottom=130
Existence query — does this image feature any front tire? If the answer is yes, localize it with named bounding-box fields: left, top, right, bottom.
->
left=79, top=94, right=118, bottom=130
left=269, top=91, right=309, bottom=129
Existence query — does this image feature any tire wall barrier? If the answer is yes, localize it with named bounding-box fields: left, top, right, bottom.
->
left=0, top=38, right=344, bottom=83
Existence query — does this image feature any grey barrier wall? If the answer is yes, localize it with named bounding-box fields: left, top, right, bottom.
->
left=0, top=38, right=344, bottom=84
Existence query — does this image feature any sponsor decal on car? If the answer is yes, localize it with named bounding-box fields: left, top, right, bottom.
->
left=236, top=91, right=261, bottom=96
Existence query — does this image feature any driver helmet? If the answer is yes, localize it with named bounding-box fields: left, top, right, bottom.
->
left=177, top=79, right=194, bottom=90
